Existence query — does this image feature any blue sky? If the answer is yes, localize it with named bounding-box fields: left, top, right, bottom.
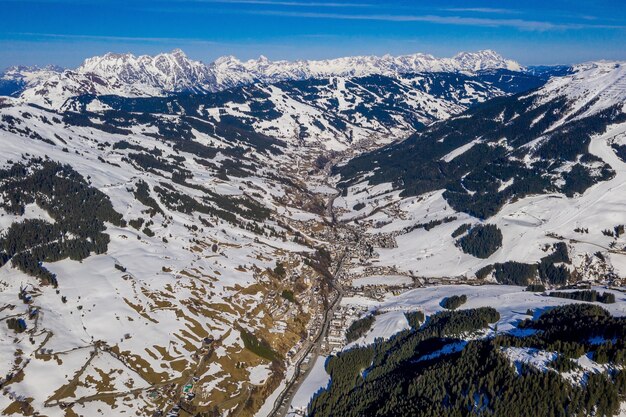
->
left=1, top=0, right=625, bottom=69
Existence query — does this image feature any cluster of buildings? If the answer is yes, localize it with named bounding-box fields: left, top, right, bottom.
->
left=321, top=304, right=370, bottom=354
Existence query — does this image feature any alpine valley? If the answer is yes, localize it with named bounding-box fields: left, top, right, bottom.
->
left=0, top=49, right=625, bottom=417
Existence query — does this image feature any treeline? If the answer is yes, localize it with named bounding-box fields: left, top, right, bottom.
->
left=526, top=284, right=546, bottom=292
left=612, top=144, right=626, bottom=162
left=307, top=304, right=626, bottom=417
left=538, top=242, right=572, bottom=286
left=154, top=181, right=270, bottom=230
left=476, top=261, right=538, bottom=286
left=0, top=159, right=123, bottom=286
left=425, top=307, right=499, bottom=337
left=508, top=304, right=626, bottom=365
left=401, top=216, right=457, bottom=234
left=451, top=223, right=471, bottom=238
left=475, top=243, right=573, bottom=287
left=404, top=310, right=425, bottom=330
left=124, top=151, right=189, bottom=178
left=514, top=304, right=626, bottom=361
left=441, top=294, right=467, bottom=310
left=346, top=315, right=376, bottom=343
left=547, top=290, right=616, bottom=304
left=133, top=180, right=164, bottom=217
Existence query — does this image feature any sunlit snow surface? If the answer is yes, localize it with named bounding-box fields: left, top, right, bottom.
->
left=1, top=59, right=625, bottom=416
left=289, top=356, right=330, bottom=413
left=344, top=284, right=626, bottom=337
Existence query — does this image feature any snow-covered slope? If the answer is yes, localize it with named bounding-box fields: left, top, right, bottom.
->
left=532, top=61, right=626, bottom=124
left=0, top=96, right=333, bottom=417
left=0, top=58, right=540, bottom=415
left=4, top=49, right=524, bottom=110
left=1, top=53, right=624, bottom=417
left=335, top=61, right=626, bottom=281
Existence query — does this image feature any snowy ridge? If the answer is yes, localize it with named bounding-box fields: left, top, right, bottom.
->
left=530, top=60, right=626, bottom=125
left=78, top=49, right=218, bottom=93
left=77, top=48, right=522, bottom=89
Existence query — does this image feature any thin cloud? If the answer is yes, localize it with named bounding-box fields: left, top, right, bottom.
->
left=12, top=32, right=221, bottom=45
left=0, top=0, right=373, bottom=6
left=443, top=8, right=521, bottom=14
left=196, top=0, right=372, bottom=6
left=250, top=10, right=625, bottom=31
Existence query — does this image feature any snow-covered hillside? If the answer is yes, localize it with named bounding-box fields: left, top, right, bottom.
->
left=532, top=61, right=626, bottom=124
left=292, top=284, right=626, bottom=417
left=63, top=69, right=544, bottom=149
left=0, top=96, right=335, bottom=416
left=334, top=61, right=626, bottom=282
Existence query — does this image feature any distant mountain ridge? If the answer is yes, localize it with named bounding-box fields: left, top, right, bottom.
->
left=64, top=69, right=546, bottom=149
left=3, top=49, right=524, bottom=108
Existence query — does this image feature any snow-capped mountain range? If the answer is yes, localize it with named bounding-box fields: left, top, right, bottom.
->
left=3, top=49, right=522, bottom=109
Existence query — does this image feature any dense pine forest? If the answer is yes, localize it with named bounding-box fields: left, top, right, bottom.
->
left=346, top=314, right=376, bottom=343
left=441, top=294, right=467, bottom=310
left=307, top=305, right=626, bottom=417
left=0, top=158, right=124, bottom=286
left=547, top=290, right=616, bottom=304
left=456, top=224, right=502, bottom=258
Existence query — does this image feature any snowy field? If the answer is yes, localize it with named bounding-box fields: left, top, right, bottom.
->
left=344, top=284, right=626, bottom=339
